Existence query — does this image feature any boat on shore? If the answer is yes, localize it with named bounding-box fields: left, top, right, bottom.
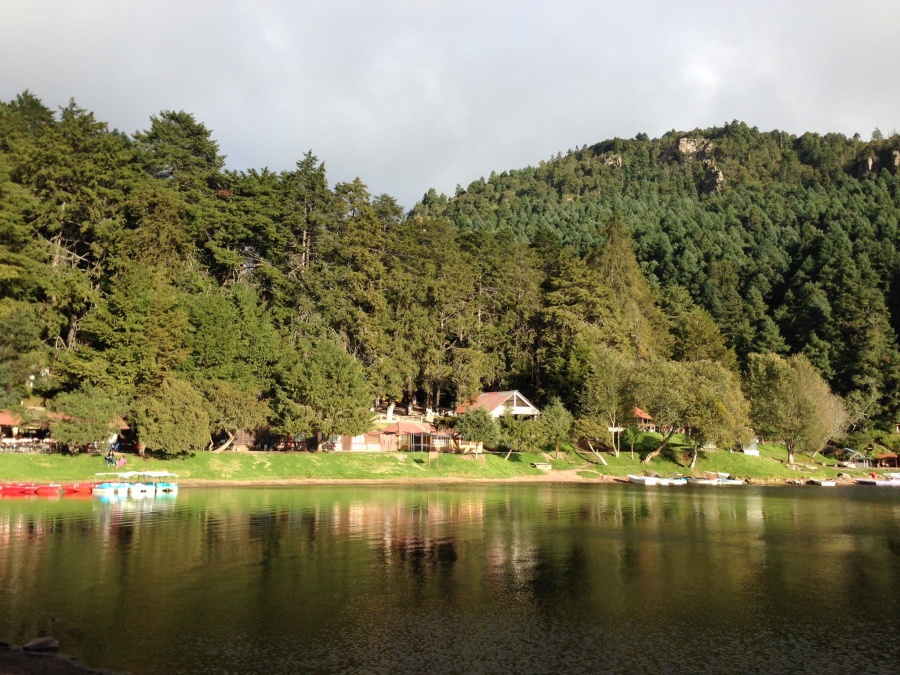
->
left=855, top=475, right=900, bottom=486
left=0, top=483, right=38, bottom=496
left=1, top=483, right=63, bottom=497
left=628, top=474, right=687, bottom=486
left=92, top=471, right=179, bottom=497
left=62, top=482, right=93, bottom=494
left=91, top=473, right=130, bottom=496
left=138, top=471, right=179, bottom=495
left=809, top=479, right=836, bottom=486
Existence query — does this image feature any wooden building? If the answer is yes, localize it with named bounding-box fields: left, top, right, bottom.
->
left=454, top=391, right=540, bottom=418
left=379, top=421, right=453, bottom=452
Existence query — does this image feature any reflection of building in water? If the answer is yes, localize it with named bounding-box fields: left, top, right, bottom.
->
left=311, top=492, right=490, bottom=566
left=744, top=494, right=764, bottom=529
left=485, top=522, right=538, bottom=587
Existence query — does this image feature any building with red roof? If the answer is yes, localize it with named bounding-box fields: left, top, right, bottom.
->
left=454, top=391, right=540, bottom=418
left=374, top=420, right=452, bottom=452
left=0, top=411, right=21, bottom=428
left=633, top=407, right=656, bottom=432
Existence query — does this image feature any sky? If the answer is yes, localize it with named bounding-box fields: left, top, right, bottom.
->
left=2, top=0, right=899, bottom=209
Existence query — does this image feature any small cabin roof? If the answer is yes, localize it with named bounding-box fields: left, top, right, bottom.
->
left=0, top=411, right=21, bottom=426
left=455, top=390, right=539, bottom=416
left=381, top=421, right=437, bottom=435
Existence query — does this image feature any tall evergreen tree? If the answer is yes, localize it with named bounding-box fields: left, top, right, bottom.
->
left=586, top=213, right=671, bottom=360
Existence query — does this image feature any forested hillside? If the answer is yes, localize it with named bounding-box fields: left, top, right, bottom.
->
left=416, top=123, right=900, bottom=417
left=1, top=91, right=898, bottom=454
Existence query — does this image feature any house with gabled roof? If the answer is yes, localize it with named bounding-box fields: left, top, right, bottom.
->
left=633, top=407, right=656, bottom=432
left=0, top=410, right=21, bottom=438
left=454, top=390, right=540, bottom=418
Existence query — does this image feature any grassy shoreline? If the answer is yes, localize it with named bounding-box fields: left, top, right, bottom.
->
left=0, top=437, right=875, bottom=485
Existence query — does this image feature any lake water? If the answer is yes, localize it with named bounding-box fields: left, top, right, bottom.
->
left=1, top=484, right=899, bottom=674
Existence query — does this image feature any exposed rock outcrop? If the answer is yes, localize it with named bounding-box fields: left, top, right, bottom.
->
left=701, top=164, right=725, bottom=195
left=856, top=149, right=900, bottom=178
left=603, top=154, right=622, bottom=168
left=857, top=154, right=877, bottom=178
left=669, top=137, right=724, bottom=194
left=677, top=137, right=714, bottom=161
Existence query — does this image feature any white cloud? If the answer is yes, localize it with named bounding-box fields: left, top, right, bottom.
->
left=2, top=0, right=898, bottom=208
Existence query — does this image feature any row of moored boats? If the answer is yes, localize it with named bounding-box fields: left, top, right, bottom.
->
left=628, top=471, right=900, bottom=487
left=0, top=471, right=178, bottom=498
left=627, top=473, right=743, bottom=486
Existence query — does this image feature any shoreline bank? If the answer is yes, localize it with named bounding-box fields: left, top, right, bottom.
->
left=0, top=644, right=118, bottom=675
left=0, top=450, right=866, bottom=486
left=175, top=472, right=841, bottom=487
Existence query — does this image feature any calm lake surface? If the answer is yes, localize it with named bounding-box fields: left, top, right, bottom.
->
left=1, top=484, right=899, bottom=674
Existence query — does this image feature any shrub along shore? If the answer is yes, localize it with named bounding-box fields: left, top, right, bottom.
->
left=0, top=437, right=874, bottom=485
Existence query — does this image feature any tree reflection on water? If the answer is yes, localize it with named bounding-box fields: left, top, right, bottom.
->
left=0, top=485, right=898, bottom=673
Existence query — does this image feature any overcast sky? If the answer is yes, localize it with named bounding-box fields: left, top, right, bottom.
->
left=3, top=0, right=899, bottom=209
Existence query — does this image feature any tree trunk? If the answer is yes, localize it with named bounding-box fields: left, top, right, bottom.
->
left=689, top=445, right=698, bottom=469
left=642, top=429, right=676, bottom=465
left=586, top=440, right=608, bottom=466
left=787, top=444, right=795, bottom=465
left=386, top=402, right=395, bottom=422
left=301, top=230, right=309, bottom=269
left=65, top=314, right=79, bottom=349
left=611, top=417, right=620, bottom=457
left=214, top=431, right=235, bottom=453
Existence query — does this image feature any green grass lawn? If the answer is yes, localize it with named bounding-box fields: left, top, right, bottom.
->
left=0, top=450, right=554, bottom=482
left=567, top=433, right=857, bottom=481
left=0, top=436, right=869, bottom=484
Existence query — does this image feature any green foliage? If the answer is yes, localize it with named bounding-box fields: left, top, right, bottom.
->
left=679, top=360, right=751, bottom=468
left=586, top=213, right=671, bottom=360
left=130, top=377, right=210, bottom=454
left=0, top=299, right=48, bottom=407
left=498, top=411, right=541, bottom=455
left=272, top=335, right=372, bottom=439
left=660, top=285, right=737, bottom=370
left=539, top=254, right=623, bottom=403
left=3, top=90, right=900, bottom=453
left=56, top=264, right=189, bottom=396
left=133, top=110, right=224, bottom=185
left=48, top=384, right=126, bottom=449
left=538, top=397, right=573, bottom=458
left=455, top=407, right=501, bottom=448
left=745, top=353, right=847, bottom=463
left=200, top=379, right=270, bottom=450
left=574, top=345, right=633, bottom=455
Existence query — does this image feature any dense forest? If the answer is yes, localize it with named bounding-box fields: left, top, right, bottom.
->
left=2, top=91, right=899, bottom=455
